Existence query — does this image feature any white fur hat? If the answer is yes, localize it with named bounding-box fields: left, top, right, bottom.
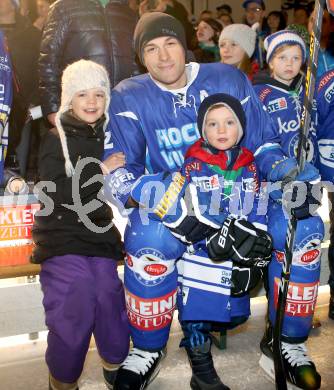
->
left=218, top=23, right=256, bottom=58
left=55, top=59, right=110, bottom=177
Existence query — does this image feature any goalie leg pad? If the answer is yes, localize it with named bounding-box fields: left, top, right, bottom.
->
left=267, top=204, right=324, bottom=341
left=124, top=209, right=186, bottom=350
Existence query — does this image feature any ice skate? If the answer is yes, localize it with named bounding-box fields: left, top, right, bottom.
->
left=259, top=325, right=321, bottom=390
left=113, top=347, right=165, bottom=390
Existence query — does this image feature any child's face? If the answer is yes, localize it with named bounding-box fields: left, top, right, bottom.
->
left=269, top=45, right=303, bottom=86
left=70, top=87, right=106, bottom=126
left=196, top=21, right=215, bottom=44
left=220, top=39, right=246, bottom=67
left=204, top=106, right=239, bottom=150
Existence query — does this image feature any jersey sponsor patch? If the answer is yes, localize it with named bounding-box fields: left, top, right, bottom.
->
left=324, top=81, right=334, bottom=103
left=125, top=289, right=177, bottom=331
left=267, top=97, right=287, bottom=113
left=318, top=139, right=334, bottom=168
left=274, top=277, right=319, bottom=317
left=274, top=234, right=321, bottom=269
left=192, top=175, right=220, bottom=191
left=241, top=177, right=257, bottom=192
left=108, top=168, right=135, bottom=196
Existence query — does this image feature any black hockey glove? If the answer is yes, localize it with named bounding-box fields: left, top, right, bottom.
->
left=231, top=258, right=270, bottom=296
left=282, top=181, right=322, bottom=220
left=206, top=217, right=273, bottom=265
left=168, top=215, right=218, bottom=243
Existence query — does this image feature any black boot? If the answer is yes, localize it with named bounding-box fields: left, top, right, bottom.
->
left=185, top=339, right=230, bottom=390
left=103, top=367, right=117, bottom=389
left=329, top=291, right=334, bottom=320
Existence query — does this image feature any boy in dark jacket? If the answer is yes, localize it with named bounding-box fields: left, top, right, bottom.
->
left=32, top=59, right=128, bottom=390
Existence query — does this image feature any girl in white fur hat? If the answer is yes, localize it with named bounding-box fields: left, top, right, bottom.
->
left=32, top=59, right=128, bottom=390
left=219, top=23, right=258, bottom=80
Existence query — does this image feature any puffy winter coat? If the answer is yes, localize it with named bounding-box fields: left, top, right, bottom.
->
left=31, top=112, right=124, bottom=263
left=39, top=0, right=138, bottom=117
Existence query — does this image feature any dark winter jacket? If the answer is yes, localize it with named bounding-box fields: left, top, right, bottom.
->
left=39, top=0, right=138, bottom=117
left=31, top=112, right=124, bottom=263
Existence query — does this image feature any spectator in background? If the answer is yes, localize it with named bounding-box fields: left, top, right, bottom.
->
left=243, top=0, right=266, bottom=27
left=129, top=0, right=139, bottom=14
left=199, top=9, right=213, bottom=21
left=219, top=23, right=258, bottom=80
left=0, top=31, right=13, bottom=191
left=242, top=0, right=268, bottom=69
left=219, top=13, right=233, bottom=27
left=33, top=0, right=52, bottom=31
left=193, top=18, right=222, bottom=63
left=216, top=3, right=234, bottom=27
left=308, top=7, right=334, bottom=79
left=265, top=10, right=286, bottom=34
left=39, top=0, right=138, bottom=127
left=0, top=0, right=41, bottom=179
left=293, top=6, right=309, bottom=28
left=216, top=3, right=232, bottom=19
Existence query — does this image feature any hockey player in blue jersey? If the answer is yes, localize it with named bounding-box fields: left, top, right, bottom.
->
left=253, top=30, right=324, bottom=390
left=0, top=30, right=12, bottom=188
left=316, top=69, right=334, bottom=320
left=103, top=13, right=320, bottom=390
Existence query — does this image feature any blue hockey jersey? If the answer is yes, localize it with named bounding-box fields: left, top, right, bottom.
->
left=105, top=62, right=284, bottom=207
left=0, top=31, right=12, bottom=185
left=316, top=69, right=334, bottom=182
left=253, top=74, right=318, bottom=165
left=180, top=139, right=266, bottom=231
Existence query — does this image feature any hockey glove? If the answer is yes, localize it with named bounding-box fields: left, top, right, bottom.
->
left=167, top=215, right=218, bottom=244
left=282, top=180, right=322, bottom=220
left=206, top=217, right=273, bottom=265
left=268, top=157, right=319, bottom=200
left=268, top=158, right=321, bottom=218
left=231, top=258, right=270, bottom=296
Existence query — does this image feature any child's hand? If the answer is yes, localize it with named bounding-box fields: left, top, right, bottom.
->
left=102, top=152, right=126, bottom=175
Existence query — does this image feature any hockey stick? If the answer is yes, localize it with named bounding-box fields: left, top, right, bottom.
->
left=272, top=1, right=325, bottom=389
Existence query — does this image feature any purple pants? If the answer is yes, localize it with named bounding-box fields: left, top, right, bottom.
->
left=40, top=255, right=130, bottom=383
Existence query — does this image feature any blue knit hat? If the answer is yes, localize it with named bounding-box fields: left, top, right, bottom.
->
left=264, top=30, right=306, bottom=64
